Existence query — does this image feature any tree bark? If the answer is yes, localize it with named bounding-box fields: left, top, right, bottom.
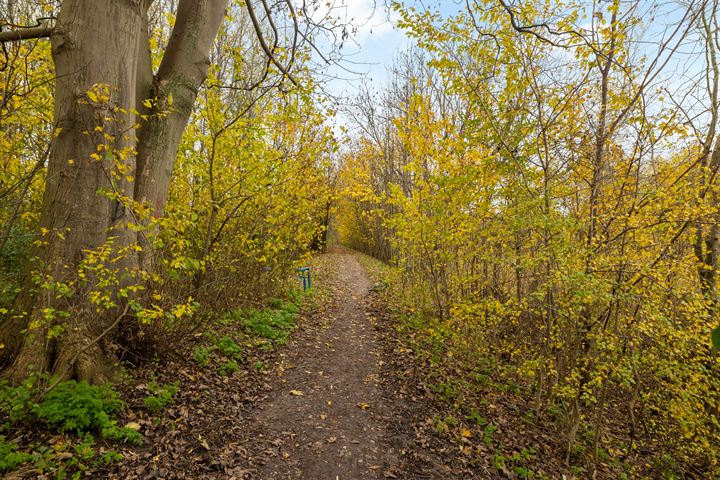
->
left=1, top=0, right=229, bottom=384
left=1, top=0, right=142, bottom=383
left=135, top=0, right=229, bottom=264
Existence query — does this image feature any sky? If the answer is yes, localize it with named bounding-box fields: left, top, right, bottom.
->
left=301, top=1, right=460, bottom=99
left=318, top=1, right=409, bottom=96
left=306, top=0, right=710, bottom=143
left=297, top=0, right=461, bottom=136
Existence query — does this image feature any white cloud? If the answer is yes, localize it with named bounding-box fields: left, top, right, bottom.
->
left=341, top=0, right=397, bottom=44
left=294, top=0, right=399, bottom=46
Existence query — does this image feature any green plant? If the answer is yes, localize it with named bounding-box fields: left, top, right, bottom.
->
left=96, top=449, right=123, bottom=466
left=218, top=360, right=240, bottom=376
left=0, top=435, right=34, bottom=472
left=241, top=309, right=295, bottom=344
left=143, top=381, right=180, bottom=413
left=514, top=466, right=535, bottom=478
left=492, top=452, right=507, bottom=471
left=35, top=381, right=123, bottom=434
left=72, top=434, right=95, bottom=462
left=0, top=376, right=41, bottom=422
left=430, top=381, right=458, bottom=402
left=2, top=379, right=142, bottom=447
left=217, top=335, right=243, bottom=360
left=101, top=422, right=143, bottom=445
left=465, top=410, right=487, bottom=426
left=483, top=424, right=497, bottom=446
left=193, top=346, right=211, bottom=367
left=267, top=297, right=284, bottom=309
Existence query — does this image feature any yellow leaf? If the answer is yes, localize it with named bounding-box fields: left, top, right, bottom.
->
left=125, top=422, right=141, bottom=431
left=357, top=402, right=370, bottom=410
left=289, top=390, right=304, bottom=396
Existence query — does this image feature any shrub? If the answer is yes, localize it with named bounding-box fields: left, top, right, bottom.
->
left=0, top=379, right=141, bottom=446
left=35, top=381, right=123, bottom=434
left=0, top=376, right=40, bottom=422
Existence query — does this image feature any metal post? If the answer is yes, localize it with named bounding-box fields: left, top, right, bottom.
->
left=298, top=267, right=311, bottom=291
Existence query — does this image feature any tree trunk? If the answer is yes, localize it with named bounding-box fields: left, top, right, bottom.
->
left=1, top=0, right=142, bottom=383
left=1, top=0, right=229, bottom=384
left=134, top=0, right=229, bottom=267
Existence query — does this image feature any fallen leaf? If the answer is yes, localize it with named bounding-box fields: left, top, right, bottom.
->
left=357, top=402, right=370, bottom=410
left=289, top=390, right=304, bottom=396
left=125, top=422, right=142, bottom=431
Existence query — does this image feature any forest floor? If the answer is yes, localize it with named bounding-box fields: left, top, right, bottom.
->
left=99, top=248, right=494, bottom=479
left=6, top=249, right=575, bottom=479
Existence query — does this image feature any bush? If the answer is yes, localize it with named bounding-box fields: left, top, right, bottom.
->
left=35, top=381, right=123, bottom=434
left=0, top=376, right=40, bottom=422
left=0, top=379, right=141, bottom=446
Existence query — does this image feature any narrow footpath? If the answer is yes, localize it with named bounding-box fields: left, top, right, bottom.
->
left=242, top=252, right=399, bottom=479
left=103, top=250, right=483, bottom=479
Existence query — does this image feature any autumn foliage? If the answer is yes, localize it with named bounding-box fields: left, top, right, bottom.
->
left=337, top=0, right=720, bottom=477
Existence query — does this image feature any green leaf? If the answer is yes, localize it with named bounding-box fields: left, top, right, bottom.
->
left=712, top=327, right=720, bottom=350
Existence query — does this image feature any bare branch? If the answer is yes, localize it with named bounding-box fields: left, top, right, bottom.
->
left=0, top=18, right=53, bottom=43
left=245, top=0, right=298, bottom=87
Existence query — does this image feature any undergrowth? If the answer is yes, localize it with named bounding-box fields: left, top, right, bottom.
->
left=143, top=381, right=180, bottom=413
left=193, top=288, right=310, bottom=372
left=0, top=377, right=137, bottom=476
left=356, top=252, right=579, bottom=478
left=1, top=274, right=317, bottom=476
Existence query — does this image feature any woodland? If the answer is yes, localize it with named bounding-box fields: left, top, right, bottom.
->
left=0, top=0, right=720, bottom=479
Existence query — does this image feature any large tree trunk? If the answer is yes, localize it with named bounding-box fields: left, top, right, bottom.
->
left=1, top=0, right=229, bottom=384
left=1, top=0, right=142, bottom=383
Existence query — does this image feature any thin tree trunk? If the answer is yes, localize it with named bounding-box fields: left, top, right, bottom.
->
left=134, top=0, right=229, bottom=266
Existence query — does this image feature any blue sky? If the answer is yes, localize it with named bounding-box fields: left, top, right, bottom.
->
left=312, top=1, right=410, bottom=99
left=309, top=1, right=462, bottom=99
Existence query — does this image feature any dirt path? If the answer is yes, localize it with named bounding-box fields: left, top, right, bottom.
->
left=103, top=249, right=480, bottom=479
left=243, top=252, right=398, bottom=479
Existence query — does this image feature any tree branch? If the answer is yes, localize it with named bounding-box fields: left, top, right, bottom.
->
left=245, top=0, right=298, bottom=86
left=0, top=18, right=54, bottom=43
